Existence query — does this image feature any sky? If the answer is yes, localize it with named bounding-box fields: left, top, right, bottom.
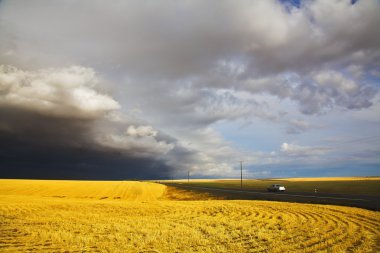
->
left=0, top=0, right=379, bottom=180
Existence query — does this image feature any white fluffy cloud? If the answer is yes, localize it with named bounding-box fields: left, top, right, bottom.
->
left=0, top=65, right=119, bottom=118
left=126, top=125, right=157, bottom=138
left=280, top=142, right=329, bottom=156
left=97, top=132, right=174, bottom=158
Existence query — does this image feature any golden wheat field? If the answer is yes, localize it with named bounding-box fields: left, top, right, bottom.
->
left=0, top=180, right=379, bottom=253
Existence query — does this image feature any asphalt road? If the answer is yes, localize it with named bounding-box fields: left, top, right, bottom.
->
left=164, top=183, right=380, bottom=211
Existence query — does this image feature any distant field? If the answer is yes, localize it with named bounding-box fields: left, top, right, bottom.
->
left=166, top=177, right=380, bottom=183
left=172, top=177, right=380, bottom=196
left=0, top=179, right=166, bottom=200
left=1, top=179, right=379, bottom=252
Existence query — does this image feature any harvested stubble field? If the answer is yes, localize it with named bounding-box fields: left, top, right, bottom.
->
left=0, top=179, right=379, bottom=253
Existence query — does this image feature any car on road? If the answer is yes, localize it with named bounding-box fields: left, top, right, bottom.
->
left=267, top=184, right=286, bottom=192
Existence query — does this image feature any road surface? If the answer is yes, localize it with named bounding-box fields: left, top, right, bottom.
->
left=164, top=183, right=380, bottom=211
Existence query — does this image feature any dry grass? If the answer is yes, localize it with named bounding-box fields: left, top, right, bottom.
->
left=162, top=177, right=380, bottom=183
left=182, top=178, right=380, bottom=196
left=161, top=186, right=222, bottom=201
left=158, top=179, right=225, bottom=183
left=279, top=177, right=380, bottom=181
left=1, top=179, right=379, bottom=252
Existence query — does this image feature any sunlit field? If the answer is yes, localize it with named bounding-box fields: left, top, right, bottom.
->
left=1, top=180, right=379, bottom=252
left=170, top=177, right=380, bottom=196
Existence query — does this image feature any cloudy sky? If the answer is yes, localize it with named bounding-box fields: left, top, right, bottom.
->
left=0, top=0, right=379, bottom=179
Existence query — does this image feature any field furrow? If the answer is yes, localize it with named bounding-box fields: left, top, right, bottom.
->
left=0, top=180, right=379, bottom=252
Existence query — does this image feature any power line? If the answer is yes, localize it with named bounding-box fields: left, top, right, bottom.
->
left=240, top=161, right=243, bottom=189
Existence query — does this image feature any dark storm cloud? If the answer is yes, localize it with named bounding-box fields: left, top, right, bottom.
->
left=0, top=65, right=181, bottom=179
left=0, top=101, right=174, bottom=180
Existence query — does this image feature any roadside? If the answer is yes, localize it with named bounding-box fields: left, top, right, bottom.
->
left=161, top=179, right=380, bottom=196
left=163, top=183, right=380, bottom=211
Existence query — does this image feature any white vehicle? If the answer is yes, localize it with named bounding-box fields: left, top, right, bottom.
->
left=267, top=184, right=286, bottom=192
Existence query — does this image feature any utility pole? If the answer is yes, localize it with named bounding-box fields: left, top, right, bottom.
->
left=240, top=161, right=243, bottom=189
left=188, top=170, right=190, bottom=184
